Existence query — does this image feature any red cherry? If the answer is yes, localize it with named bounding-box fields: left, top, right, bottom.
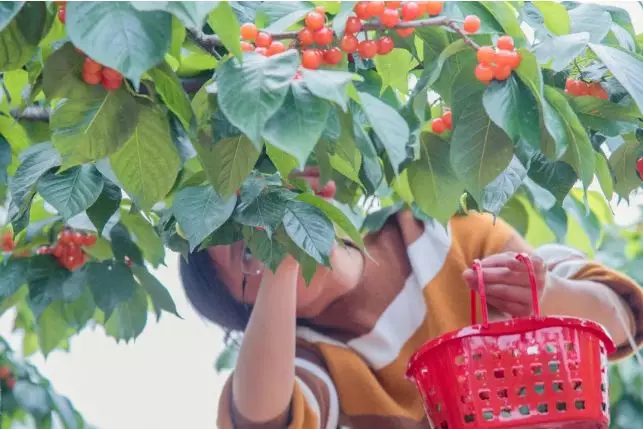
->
left=0, top=367, right=10, bottom=380
left=340, top=35, right=359, bottom=53
left=53, top=244, right=64, bottom=258
left=345, top=16, right=362, bottom=34
left=83, top=58, right=102, bottom=74
left=380, top=8, right=401, bottom=27
left=366, top=1, right=386, bottom=17
left=636, top=157, right=643, bottom=179
left=431, top=118, right=446, bottom=134
left=377, top=36, right=395, bottom=55
left=442, top=110, right=452, bottom=129
left=476, top=46, right=496, bottom=66
left=72, top=231, right=85, bottom=245
left=354, top=1, right=370, bottom=19
left=298, top=28, right=314, bottom=46
left=508, top=50, right=521, bottom=69
left=315, top=181, right=337, bottom=199
left=493, top=64, right=512, bottom=81
left=302, top=49, right=323, bottom=69
left=358, top=40, right=378, bottom=59
left=83, top=234, right=97, bottom=246
left=396, top=27, right=414, bottom=37
left=313, top=27, right=333, bottom=46
left=475, top=64, right=493, bottom=84
left=425, top=1, right=444, bottom=16
left=241, top=41, right=254, bottom=52
left=323, top=47, right=343, bottom=65
left=240, top=23, right=258, bottom=41
left=401, top=2, right=421, bottom=20
left=254, top=47, right=268, bottom=56
left=494, top=49, right=514, bottom=68
left=497, top=35, right=515, bottom=51
left=463, top=15, right=481, bottom=34
left=82, top=70, right=101, bottom=85
left=101, top=75, right=122, bottom=91
left=267, top=41, right=286, bottom=56
left=58, top=6, right=66, bottom=23
left=386, top=1, right=401, bottom=7
left=305, top=11, right=326, bottom=31
left=59, top=230, right=72, bottom=244
left=125, top=256, right=133, bottom=267
left=255, top=32, right=272, bottom=48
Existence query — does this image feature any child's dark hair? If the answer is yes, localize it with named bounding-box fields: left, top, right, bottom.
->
left=179, top=249, right=250, bottom=333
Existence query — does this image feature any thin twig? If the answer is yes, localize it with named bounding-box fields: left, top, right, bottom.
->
left=10, top=106, right=50, bottom=121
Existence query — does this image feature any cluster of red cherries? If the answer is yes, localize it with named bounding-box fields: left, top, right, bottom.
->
left=430, top=110, right=452, bottom=134
left=38, top=228, right=97, bottom=272
left=0, top=366, right=16, bottom=391
left=1, top=231, right=15, bottom=252
left=564, top=78, right=609, bottom=100
left=474, top=35, right=522, bottom=84
left=238, top=1, right=484, bottom=70
left=79, top=54, right=124, bottom=91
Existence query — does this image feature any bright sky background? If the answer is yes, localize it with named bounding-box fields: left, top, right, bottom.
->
left=1, top=3, right=642, bottom=429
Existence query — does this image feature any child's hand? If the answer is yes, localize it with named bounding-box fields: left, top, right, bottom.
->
left=462, top=252, right=548, bottom=317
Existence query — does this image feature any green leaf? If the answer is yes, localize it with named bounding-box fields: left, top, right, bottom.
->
left=131, top=265, right=180, bottom=320
left=483, top=75, right=541, bottom=151
left=36, top=303, right=69, bottom=356
left=519, top=145, right=577, bottom=202
left=532, top=1, right=571, bottom=35
left=215, top=344, right=239, bottom=372
left=300, top=69, right=355, bottom=111
left=202, top=134, right=260, bottom=199
left=13, top=381, right=51, bottom=419
left=533, top=33, right=590, bottom=72
left=42, top=42, right=98, bottom=101
left=104, top=284, right=148, bottom=342
left=0, top=2, right=24, bottom=31
left=608, top=136, right=642, bottom=199
left=120, top=212, right=165, bottom=267
left=569, top=4, right=612, bottom=43
left=132, top=1, right=217, bottom=29
left=478, top=156, right=527, bottom=215
left=88, top=261, right=138, bottom=318
left=243, top=227, right=287, bottom=272
left=263, top=84, right=330, bottom=169
left=51, top=88, right=139, bottom=166
left=563, top=195, right=601, bottom=249
left=36, top=165, right=104, bottom=221
left=66, top=1, right=172, bottom=85
left=481, top=1, right=527, bottom=46
left=0, top=2, right=47, bottom=71
left=86, top=180, right=121, bottom=234
left=450, top=71, right=514, bottom=196
left=215, top=51, right=299, bottom=146
left=147, top=62, right=194, bottom=130
left=61, top=286, right=96, bottom=330
left=8, top=142, right=61, bottom=220
left=48, top=391, right=78, bottom=429
left=361, top=201, right=404, bottom=233
left=595, top=152, right=613, bottom=200
left=499, top=196, right=529, bottom=236
left=264, top=6, right=312, bottom=32
left=266, top=144, right=298, bottom=179
left=234, top=188, right=292, bottom=236
left=110, top=103, right=180, bottom=209
left=358, top=92, right=409, bottom=174
left=207, top=2, right=242, bottom=60
left=296, top=193, right=364, bottom=249
left=110, top=223, right=144, bottom=266
left=172, top=185, right=237, bottom=251
left=543, top=86, right=595, bottom=190
left=589, top=43, right=643, bottom=113
left=373, top=49, right=416, bottom=94
left=282, top=200, right=334, bottom=265
left=0, top=258, right=29, bottom=299
left=407, top=133, right=464, bottom=225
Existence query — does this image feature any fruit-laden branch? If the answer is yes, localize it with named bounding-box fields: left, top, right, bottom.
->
left=10, top=76, right=210, bottom=122
left=188, top=15, right=480, bottom=54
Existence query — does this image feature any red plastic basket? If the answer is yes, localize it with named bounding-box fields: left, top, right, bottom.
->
left=406, top=253, right=616, bottom=429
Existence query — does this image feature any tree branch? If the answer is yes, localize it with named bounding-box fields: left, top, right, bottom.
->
left=187, top=16, right=480, bottom=51
left=15, top=16, right=479, bottom=122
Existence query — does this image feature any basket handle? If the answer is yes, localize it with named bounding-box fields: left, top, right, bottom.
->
left=471, top=253, right=541, bottom=326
